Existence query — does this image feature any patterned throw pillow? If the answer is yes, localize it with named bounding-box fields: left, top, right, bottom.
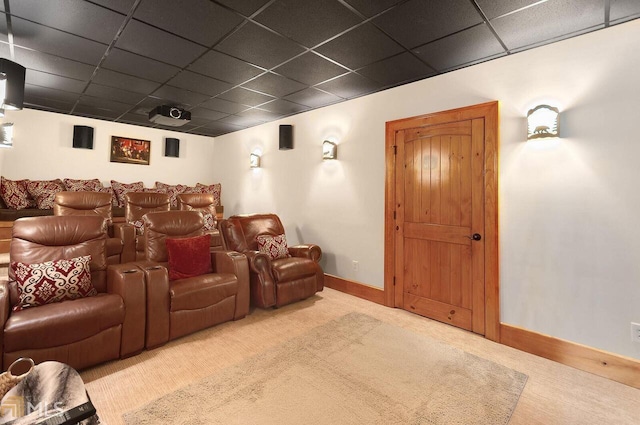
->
left=131, top=219, right=144, bottom=235
left=111, top=180, right=144, bottom=208
left=256, top=234, right=290, bottom=260
left=195, top=183, right=221, bottom=207
left=11, top=255, right=97, bottom=311
left=63, top=178, right=103, bottom=191
left=166, top=234, right=212, bottom=280
left=155, top=182, right=190, bottom=208
left=95, top=186, right=118, bottom=207
left=26, top=179, right=66, bottom=209
left=202, top=212, right=215, bottom=231
left=0, top=177, right=33, bottom=209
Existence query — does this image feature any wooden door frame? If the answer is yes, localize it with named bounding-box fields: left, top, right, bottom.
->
left=384, top=101, right=500, bottom=342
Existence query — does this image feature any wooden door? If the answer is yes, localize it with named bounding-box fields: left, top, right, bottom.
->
left=385, top=102, right=499, bottom=338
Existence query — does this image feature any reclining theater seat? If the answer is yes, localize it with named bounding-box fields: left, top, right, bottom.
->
left=139, top=211, right=250, bottom=349
left=53, top=191, right=136, bottom=264
left=177, top=193, right=222, bottom=251
left=218, top=213, right=324, bottom=309
left=124, top=192, right=170, bottom=260
left=0, top=215, right=146, bottom=371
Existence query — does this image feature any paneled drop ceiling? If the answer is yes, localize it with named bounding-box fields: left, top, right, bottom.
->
left=1, top=0, right=638, bottom=137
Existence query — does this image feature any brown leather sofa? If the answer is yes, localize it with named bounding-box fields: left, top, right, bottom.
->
left=124, top=192, right=170, bottom=260
left=137, top=211, right=250, bottom=349
left=53, top=191, right=136, bottom=264
left=218, top=213, right=323, bottom=308
left=177, top=193, right=222, bottom=250
left=0, top=216, right=146, bottom=371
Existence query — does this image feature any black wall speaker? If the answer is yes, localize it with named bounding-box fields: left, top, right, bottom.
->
left=72, top=125, right=94, bottom=149
left=165, top=137, right=180, bottom=157
left=279, top=124, right=293, bottom=150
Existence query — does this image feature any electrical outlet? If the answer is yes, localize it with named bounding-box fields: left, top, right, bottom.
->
left=352, top=260, right=359, bottom=272
left=631, top=322, right=640, bottom=343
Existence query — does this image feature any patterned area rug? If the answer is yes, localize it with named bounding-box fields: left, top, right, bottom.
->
left=124, top=312, right=527, bottom=424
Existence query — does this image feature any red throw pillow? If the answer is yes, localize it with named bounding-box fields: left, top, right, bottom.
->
left=166, top=234, right=212, bottom=280
left=0, top=177, right=33, bottom=209
left=11, top=255, right=97, bottom=311
left=257, top=233, right=290, bottom=260
left=26, top=179, right=66, bottom=209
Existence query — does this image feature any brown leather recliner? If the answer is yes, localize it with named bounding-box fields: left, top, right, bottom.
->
left=53, top=191, right=136, bottom=264
left=137, top=211, right=250, bottom=349
left=218, top=213, right=324, bottom=308
left=177, top=193, right=222, bottom=251
left=124, top=192, right=170, bottom=260
left=0, top=216, right=146, bottom=371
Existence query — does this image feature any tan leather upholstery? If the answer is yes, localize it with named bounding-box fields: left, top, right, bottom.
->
left=0, top=215, right=146, bottom=370
left=177, top=193, right=222, bottom=250
left=53, top=191, right=135, bottom=264
left=124, top=192, right=170, bottom=260
left=218, top=213, right=323, bottom=308
left=139, top=211, right=249, bottom=349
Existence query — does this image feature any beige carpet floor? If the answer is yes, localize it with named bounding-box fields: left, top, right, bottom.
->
left=123, top=312, right=527, bottom=424
left=80, top=288, right=640, bottom=425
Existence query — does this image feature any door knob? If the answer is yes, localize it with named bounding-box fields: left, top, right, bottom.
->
left=472, top=233, right=482, bottom=241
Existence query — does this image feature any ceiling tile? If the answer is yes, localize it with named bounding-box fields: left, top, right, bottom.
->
left=85, top=83, right=147, bottom=104
left=316, top=72, right=381, bottom=99
left=255, top=0, right=362, bottom=48
left=475, top=0, right=541, bottom=20
left=283, top=87, right=341, bottom=108
left=89, top=0, right=136, bottom=14
left=115, top=19, right=207, bottom=67
left=12, top=17, right=107, bottom=65
left=341, top=0, right=404, bottom=18
left=492, top=0, right=604, bottom=50
left=237, top=108, right=283, bottom=122
left=74, top=104, right=123, bottom=119
left=215, top=22, right=305, bottom=69
left=200, top=98, right=248, bottom=115
left=241, top=72, right=307, bottom=97
left=24, top=97, right=76, bottom=113
left=25, top=69, right=86, bottom=93
left=610, top=0, right=640, bottom=22
left=14, top=47, right=96, bottom=81
left=134, top=0, right=243, bottom=46
left=358, top=52, right=435, bottom=86
left=219, top=114, right=264, bottom=127
left=259, top=99, right=309, bottom=114
left=216, top=87, right=274, bottom=107
left=373, top=0, right=483, bottom=49
left=76, top=95, right=132, bottom=115
left=188, top=50, right=264, bottom=85
left=24, top=84, right=81, bottom=103
left=151, top=85, right=210, bottom=107
left=118, top=112, right=156, bottom=125
left=274, top=52, right=348, bottom=85
left=215, top=0, right=271, bottom=17
left=413, top=24, right=505, bottom=72
left=188, top=107, right=229, bottom=121
left=10, top=0, right=125, bottom=44
left=135, top=97, right=174, bottom=114
left=92, top=68, right=161, bottom=94
left=102, top=48, right=180, bottom=83
left=167, top=71, right=233, bottom=96
left=201, top=120, right=244, bottom=133
left=314, top=23, right=404, bottom=69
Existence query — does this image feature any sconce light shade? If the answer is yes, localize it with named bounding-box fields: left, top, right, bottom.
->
left=0, top=59, right=26, bottom=113
left=165, top=137, right=180, bottom=157
left=250, top=153, right=261, bottom=168
left=0, top=123, right=13, bottom=148
left=527, top=104, right=559, bottom=140
left=322, top=140, right=337, bottom=160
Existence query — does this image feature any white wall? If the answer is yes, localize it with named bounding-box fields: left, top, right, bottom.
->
left=0, top=109, right=217, bottom=187
left=212, top=19, right=640, bottom=360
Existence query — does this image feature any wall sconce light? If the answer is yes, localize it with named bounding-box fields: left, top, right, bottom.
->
left=0, top=59, right=26, bottom=117
left=0, top=123, right=13, bottom=148
left=322, top=140, right=337, bottom=160
left=250, top=153, right=261, bottom=168
left=527, top=104, right=559, bottom=140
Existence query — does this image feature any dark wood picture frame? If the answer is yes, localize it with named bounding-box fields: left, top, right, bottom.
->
left=110, top=136, right=151, bottom=165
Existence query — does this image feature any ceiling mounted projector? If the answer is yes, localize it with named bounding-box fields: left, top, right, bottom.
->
left=148, top=105, right=191, bottom=127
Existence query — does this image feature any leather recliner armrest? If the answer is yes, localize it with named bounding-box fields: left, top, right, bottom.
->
left=112, top=223, right=136, bottom=263
left=245, top=251, right=277, bottom=308
left=212, top=251, right=250, bottom=319
left=107, top=264, right=147, bottom=358
left=137, top=261, right=171, bottom=349
left=0, top=279, right=10, bottom=370
left=288, top=244, right=322, bottom=263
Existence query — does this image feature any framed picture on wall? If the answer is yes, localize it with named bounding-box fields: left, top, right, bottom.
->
left=110, top=136, right=151, bottom=165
